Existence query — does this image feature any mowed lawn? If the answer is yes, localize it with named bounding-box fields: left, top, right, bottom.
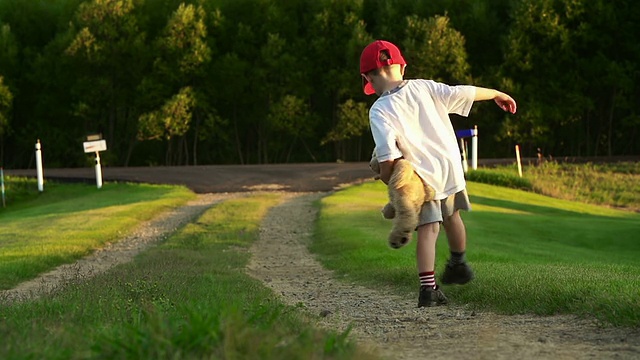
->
left=0, top=180, right=195, bottom=290
left=0, top=184, right=372, bottom=360
left=312, top=181, right=640, bottom=327
left=0, top=172, right=638, bottom=359
left=1, top=173, right=639, bottom=333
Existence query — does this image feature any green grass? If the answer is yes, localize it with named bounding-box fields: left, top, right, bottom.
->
left=468, top=161, right=640, bottom=212
left=0, top=191, right=374, bottom=359
left=2, top=162, right=639, bottom=358
left=312, top=180, right=640, bottom=327
left=0, top=179, right=195, bottom=289
left=0, top=176, right=38, bottom=206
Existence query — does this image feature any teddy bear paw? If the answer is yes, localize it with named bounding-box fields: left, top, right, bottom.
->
left=381, top=204, right=396, bottom=219
left=389, top=232, right=412, bottom=249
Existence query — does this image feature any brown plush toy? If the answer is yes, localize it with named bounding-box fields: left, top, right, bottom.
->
left=369, top=150, right=436, bottom=249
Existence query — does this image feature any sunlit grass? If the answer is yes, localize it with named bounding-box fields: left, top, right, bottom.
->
left=313, top=180, right=640, bottom=327
left=0, top=181, right=195, bottom=289
left=468, top=161, right=640, bottom=212
left=0, top=193, right=375, bottom=360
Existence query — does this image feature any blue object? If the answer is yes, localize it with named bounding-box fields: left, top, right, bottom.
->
left=456, top=128, right=477, bottom=138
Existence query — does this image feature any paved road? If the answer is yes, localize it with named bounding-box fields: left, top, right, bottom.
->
left=8, top=156, right=635, bottom=193
left=5, top=163, right=377, bottom=193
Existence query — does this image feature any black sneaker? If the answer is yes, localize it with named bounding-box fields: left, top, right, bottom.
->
left=418, top=285, right=448, bottom=308
left=441, top=262, right=475, bottom=285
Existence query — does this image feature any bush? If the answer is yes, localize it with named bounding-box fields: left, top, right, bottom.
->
left=466, top=169, right=533, bottom=190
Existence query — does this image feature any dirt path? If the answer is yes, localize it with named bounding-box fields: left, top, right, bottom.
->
left=3, top=191, right=639, bottom=359
left=248, top=192, right=640, bottom=360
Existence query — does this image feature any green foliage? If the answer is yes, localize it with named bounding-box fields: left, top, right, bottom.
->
left=465, top=168, right=533, bottom=191
left=0, top=176, right=37, bottom=206
left=138, top=86, right=195, bottom=141
left=0, top=76, right=12, bottom=136
left=158, top=3, right=210, bottom=76
left=402, top=14, right=471, bottom=84
left=500, top=0, right=640, bottom=156
left=525, top=161, right=640, bottom=211
left=268, top=95, right=312, bottom=136
left=0, top=23, right=14, bottom=136
left=1, top=0, right=639, bottom=167
left=471, top=161, right=640, bottom=212
left=322, top=99, right=369, bottom=144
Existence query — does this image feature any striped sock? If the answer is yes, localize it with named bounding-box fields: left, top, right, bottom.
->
left=419, top=271, right=436, bottom=289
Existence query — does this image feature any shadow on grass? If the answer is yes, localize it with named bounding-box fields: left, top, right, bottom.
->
left=470, top=194, right=637, bottom=220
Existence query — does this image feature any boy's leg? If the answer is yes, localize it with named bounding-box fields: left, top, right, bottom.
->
left=442, top=210, right=466, bottom=252
left=441, top=191, right=475, bottom=285
left=416, top=222, right=439, bottom=274
left=441, top=214, right=475, bottom=284
left=416, top=203, right=448, bottom=307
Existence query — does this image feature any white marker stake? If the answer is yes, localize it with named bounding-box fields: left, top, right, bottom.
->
left=471, top=126, right=478, bottom=170
left=83, top=138, right=107, bottom=189
left=95, top=151, right=103, bottom=189
left=35, top=140, right=44, bottom=192
left=1, top=167, right=5, bottom=207
left=459, top=138, right=468, bottom=173
left=515, top=144, right=523, bottom=177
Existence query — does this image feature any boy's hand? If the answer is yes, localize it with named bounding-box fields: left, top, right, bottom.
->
left=495, top=93, right=517, bottom=114
left=474, top=87, right=517, bottom=114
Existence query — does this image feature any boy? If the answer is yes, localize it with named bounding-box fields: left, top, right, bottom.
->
left=360, top=40, right=517, bottom=307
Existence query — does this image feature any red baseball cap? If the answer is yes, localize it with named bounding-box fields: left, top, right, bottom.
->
left=360, top=40, right=407, bottom=95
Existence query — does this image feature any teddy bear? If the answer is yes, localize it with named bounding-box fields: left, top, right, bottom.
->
left=369, top=150, right=436, bottom=249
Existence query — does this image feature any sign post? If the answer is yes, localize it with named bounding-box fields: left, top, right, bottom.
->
left=515, top=144, right=523, bottom=177
left=471, top=125, right=478, bottom=170
left=1, top=167, right=5, bottom=207
left=455, top=125, right=479, bottom=172
left=83, top=135, right=107, bottom=189
left=35, top=140, right=44, bottom=192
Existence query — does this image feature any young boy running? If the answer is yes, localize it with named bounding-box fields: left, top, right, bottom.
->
left=360, top=40, right=517, bottom=307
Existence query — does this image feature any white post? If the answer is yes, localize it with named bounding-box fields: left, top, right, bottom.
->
left=1, top=167, right=5, bottom=207
left=95, top=151, right=103, bottom=189
left=459, top=138, right=468, bottom=173
left=471, top=125, right=478, bottom=170
left=35, top=139, right=44, bottom=192
left=515, top=144, right=523, bottom=177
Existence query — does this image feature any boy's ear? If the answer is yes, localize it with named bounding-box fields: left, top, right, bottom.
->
left=400, top=64, right=406, bottom=76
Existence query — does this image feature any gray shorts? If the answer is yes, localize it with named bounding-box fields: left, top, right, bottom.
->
left=418, top=189, right=471, bottom=225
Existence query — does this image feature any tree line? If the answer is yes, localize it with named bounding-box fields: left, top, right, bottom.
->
left=0, top=0, right=638, bottom=168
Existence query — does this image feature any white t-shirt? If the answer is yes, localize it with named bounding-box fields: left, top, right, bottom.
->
left=369, top=79, right=476, bottom=200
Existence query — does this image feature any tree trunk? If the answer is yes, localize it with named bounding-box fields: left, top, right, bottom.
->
left=165, top=139, right=172, bottom=165
left=124, top=136, right=136, bottom=167
left=585, top=111, right=591, bottom=156
left=192, top=117, right=199, bottom=166
left=233, top=107, right=244, bottom=164
left=607, top=89, right=616, bottom=156
left=183, top=136, right=189, bottom=165
left=300, top=137, right=317, bottom=162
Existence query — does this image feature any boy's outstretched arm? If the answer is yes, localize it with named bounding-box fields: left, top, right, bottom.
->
left=474, top=87, right=517, bottom=114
